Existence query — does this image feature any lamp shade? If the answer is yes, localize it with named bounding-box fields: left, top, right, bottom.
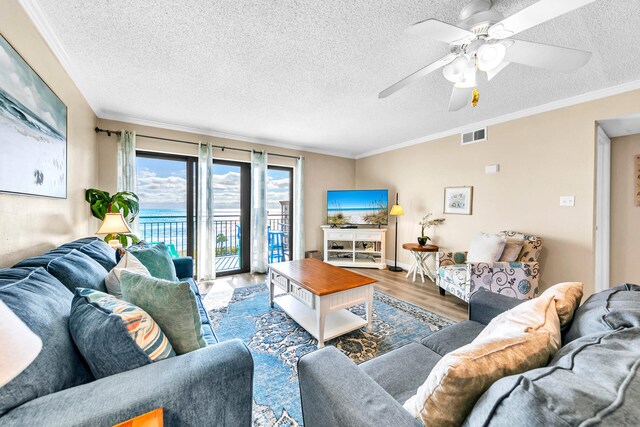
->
left=389, top=204, right=404, bottom=216
left=0, top=300, right=43, bottom=386
left=96, top=213, right=133, bottom=235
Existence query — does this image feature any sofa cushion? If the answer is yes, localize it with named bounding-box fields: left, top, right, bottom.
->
left=105, top=252, right=150, bottom=298
left=467, top=233, right=507, bottom=263
left=360, top=342, right=442, bottom=405
left=421, top=321, right=485, bottom=356
left=564, top=283, right=640, bottom=344
left=465, top=327, right=640, bottom=426
left=0, top=268, right=93, bottom=416
left=46, top=250, right=108, bottom=293
left=120, top=270, right=206, bottom=354
left=69, top=288, right=175, bottom=379
left=125, top=243, right=178, bottom=282
left=74, top=239, right=117, bottom=271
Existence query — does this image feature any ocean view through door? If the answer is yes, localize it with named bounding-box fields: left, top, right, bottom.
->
left=135, top=153, right=292, bottom=275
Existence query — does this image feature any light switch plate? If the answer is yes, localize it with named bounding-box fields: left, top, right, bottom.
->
left=560, top=196, right=575, bottom=207
left=485, top=164, right=500, bottom=174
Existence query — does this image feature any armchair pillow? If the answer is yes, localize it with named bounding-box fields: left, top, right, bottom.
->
left=120, top=270, right=206, bottom=354
left=466, top=233, right=506, bottom=263
left=105, top=252, right=150, bottom=298
left=69, top=288, right=175, bottom=379
left=498, top=234, right=525, bottom=262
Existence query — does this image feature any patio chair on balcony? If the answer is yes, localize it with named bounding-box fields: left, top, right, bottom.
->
left=268, top=231, right=285, bottom=263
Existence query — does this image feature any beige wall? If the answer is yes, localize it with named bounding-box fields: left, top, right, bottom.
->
left=356, top=89, right=640, bottom=298
left=0, top=1, right=98, bottom=267
left=96, top=119, right=355, bottom=254
left=610, top=133, right=640, bottom=285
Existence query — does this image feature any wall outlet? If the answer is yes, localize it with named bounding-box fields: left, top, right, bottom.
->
left=560, top=196, right=575, bottom=207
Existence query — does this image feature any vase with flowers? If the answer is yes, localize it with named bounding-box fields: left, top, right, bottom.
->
left=418, top=213, right=445, bottom=246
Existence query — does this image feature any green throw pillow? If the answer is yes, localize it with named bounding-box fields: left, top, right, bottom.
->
left=120, top=270, right=206, bottom=354
left=126, top=243, right=178, bottom=282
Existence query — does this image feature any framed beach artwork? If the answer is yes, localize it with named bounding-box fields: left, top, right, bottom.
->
left=444, top=186, right=473, bottom=215
left=0, top=34, right=67, bottom=198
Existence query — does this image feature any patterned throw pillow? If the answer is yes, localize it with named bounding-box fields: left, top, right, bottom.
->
left=125, top=243, right=178, bottom=282
left=69, top=288, right=175, bottom=379
left=120, top=270, right=206, bottom=355
left=105, top=252, right=150, bottom=298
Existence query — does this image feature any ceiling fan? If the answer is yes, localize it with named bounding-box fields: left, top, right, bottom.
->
left=379, top=0, right=596, bottom=111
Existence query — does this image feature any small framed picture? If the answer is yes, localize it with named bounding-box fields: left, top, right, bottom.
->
left=444, top=186, right=473, bottom=215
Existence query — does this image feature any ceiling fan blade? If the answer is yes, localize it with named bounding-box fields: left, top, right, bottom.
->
left=486, top=61, right=510, bottom=81
left=406, top=19, right=475, bottom=44
left=379, top=53, right=457, bottom=99
left=504, top=39, right=592, bottom=72
left=488, top=0, right=597, bottom=39
left=449, top=86, right=473, bottom=112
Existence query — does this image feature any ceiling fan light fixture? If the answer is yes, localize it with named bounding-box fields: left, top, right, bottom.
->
left=456, top=63, right=477, bottom=88
left=477, top=43, right=506, bottom=71
left=443, top=55, right=469, bottom=83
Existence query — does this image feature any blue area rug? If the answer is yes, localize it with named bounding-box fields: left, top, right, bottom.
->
left=207, top=284, right=454, bottom=426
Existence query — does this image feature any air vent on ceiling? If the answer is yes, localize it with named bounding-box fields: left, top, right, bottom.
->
left=461, top=127, right=487, bottom=145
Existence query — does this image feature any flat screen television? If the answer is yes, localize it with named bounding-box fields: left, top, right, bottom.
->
left=327, top=189, right=389, bottom=226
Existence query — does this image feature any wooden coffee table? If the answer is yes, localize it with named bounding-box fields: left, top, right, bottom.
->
left=268, top=259, right=376, bottom=348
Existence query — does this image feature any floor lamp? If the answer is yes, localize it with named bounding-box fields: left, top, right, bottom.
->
left=388, top=194, right=404, bottom=272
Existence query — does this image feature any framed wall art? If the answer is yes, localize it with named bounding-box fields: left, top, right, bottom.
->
left=0, top=33, right=67, bottom=198
left=444, top=186, right=473, bottom=215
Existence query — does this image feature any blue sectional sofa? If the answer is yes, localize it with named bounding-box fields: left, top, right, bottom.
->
left=299, top=285, right=640, bottom=426
left=0, top=237, right=253, bottom=426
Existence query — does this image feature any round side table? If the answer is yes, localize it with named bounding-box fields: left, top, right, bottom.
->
left=402, top=243, right=439, bottom=283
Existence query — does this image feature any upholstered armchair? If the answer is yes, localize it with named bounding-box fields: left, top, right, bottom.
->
left=435, top=231, right=543, bottom=302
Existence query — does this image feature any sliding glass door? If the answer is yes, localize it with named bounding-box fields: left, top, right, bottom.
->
left=212, top=160, right=250, bottom=275
left=135, top=152, right=196, bottom=257
left=267, top=166, right=293, bottom=261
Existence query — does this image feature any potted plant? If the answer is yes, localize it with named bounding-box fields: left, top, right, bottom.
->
left=85, top=189, right=140, bottom=247
left=418, top=213, right=445, bottom=246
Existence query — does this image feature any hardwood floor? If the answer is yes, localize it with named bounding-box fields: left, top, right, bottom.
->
left=203, top=266, right=468, bottom=322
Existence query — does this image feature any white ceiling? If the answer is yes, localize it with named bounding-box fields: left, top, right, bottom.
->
left=24, top=0, right=640, bottom=158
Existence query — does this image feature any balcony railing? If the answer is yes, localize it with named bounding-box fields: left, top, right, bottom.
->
left=138, top=215, right=289, bottom=270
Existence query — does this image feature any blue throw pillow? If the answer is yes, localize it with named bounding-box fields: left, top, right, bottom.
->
left=46, top=249, right=108, bottom=293
left=126, top=243, right=178, bottom=282
left=0, top=268, right=94, bottom=416
left=69, top=288, right=175, bottom=379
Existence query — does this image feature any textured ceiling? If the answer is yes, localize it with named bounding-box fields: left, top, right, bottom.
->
left=29, top=0, right=640, bottom=157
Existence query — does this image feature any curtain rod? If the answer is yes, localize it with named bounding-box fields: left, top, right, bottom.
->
left=94, top=127, right=301, bottom=160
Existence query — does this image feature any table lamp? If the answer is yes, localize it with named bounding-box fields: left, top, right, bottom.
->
left=0, top=300, right=43, bottom=387
left=96, top=212, right=133, bottom=249
left=389, top=194, right=404, bottom=272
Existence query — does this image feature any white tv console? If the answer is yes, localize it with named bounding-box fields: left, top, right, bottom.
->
left=322, top=226, right=387, bottom=269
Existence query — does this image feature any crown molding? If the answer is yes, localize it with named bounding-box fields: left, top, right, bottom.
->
left=355, top=79, right=640, bottom=159
left=98, top=112, right=357, bottom=159
left=18, top=0, right=102, bottom=115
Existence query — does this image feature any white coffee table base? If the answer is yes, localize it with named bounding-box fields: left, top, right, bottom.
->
left=269, top=269, right=373, bottom=349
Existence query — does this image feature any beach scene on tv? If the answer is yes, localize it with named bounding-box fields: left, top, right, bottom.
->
left=327, top=189, right=388, bottom=225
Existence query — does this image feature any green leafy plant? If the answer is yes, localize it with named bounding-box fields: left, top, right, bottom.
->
left=85, top=188, right=140, bottom=246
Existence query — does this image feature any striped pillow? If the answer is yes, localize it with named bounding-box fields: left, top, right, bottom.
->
left=70, top=288, right=174, bottom=379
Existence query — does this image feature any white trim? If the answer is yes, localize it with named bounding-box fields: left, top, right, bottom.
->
left=98, top=112, right=355, bottom=159
left=594, top=126, right=611, bottom=293
left=356, top=79, right=640, bottom=159
left=18, top=0, right=102, bottom=115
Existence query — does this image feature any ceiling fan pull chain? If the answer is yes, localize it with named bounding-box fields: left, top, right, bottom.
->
left=472, top=89, right=480, bottom=107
